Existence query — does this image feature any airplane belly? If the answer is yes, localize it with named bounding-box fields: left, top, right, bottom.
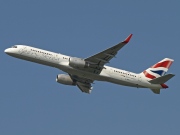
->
left=107, top=78, right=139, bottom=87
left=58, top=64, right=142, bottom=87
left=58, top=63, right=108, bottom=81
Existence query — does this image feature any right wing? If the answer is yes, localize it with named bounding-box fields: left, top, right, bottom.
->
left=84, top=34, right=132, bottom=74
left=85, top=34, right=132, bottom=66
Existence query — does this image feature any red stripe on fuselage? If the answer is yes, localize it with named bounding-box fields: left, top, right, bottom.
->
left=151, top=61, right=172, bottom=68
left=143, top=71, right=156, bottom=79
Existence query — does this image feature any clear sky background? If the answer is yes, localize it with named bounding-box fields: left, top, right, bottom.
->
left=0, top=0, right=180, bottom=135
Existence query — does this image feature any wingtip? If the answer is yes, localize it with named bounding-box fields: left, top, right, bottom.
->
left=123, top=34, right=133, bottom=43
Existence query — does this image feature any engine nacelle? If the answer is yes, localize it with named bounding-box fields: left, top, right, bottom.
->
left=56, top=74, right=76, bottom=85
left=69, top=57, right=89, bottom=69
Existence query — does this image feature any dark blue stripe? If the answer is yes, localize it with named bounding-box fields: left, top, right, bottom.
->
left=151, top=70, right=166, bottom=76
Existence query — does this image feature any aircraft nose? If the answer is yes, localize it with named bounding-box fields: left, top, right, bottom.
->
left=4, top=48, right=12, bottom=54
left=4, top=48, right=10, bottom=54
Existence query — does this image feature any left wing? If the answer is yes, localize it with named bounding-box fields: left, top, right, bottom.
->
left=69, top=74, right=93, bottom=94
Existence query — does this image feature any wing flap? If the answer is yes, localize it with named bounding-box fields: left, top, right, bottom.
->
left=149, top=74, right=175, bottom=84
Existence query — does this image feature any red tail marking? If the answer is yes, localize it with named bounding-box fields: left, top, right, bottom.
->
left=143, top=71, right=156, bottom=79
left=152, top=61, right=172, bottom=68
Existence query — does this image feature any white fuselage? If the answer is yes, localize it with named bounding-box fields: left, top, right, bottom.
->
left=5, top=45, right=162, bottom=89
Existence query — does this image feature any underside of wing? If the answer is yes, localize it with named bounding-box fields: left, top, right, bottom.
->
left=66, top=34, right=132, bottom=94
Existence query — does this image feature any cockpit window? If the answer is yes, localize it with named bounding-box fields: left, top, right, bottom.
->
left=11, top=45, right=17, bottom=48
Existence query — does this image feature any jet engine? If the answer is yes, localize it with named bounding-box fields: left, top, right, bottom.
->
left=69, top=57, right=89, bottom=69
left=56, top=74, right=76, bottom=85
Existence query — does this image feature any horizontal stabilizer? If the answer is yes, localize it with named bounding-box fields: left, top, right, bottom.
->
left=149, top=74, right=175, bottom=84
left=150, top=89, right=160, bottom=94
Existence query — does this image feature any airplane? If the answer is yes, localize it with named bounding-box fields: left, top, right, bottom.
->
left=4, top=34, right=175, bottom=94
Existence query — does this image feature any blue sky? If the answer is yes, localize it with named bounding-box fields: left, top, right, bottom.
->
left=1, top=0, right=180, bottom=134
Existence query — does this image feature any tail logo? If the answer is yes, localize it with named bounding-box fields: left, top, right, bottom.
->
left=143, top=59, right=173, bottom=80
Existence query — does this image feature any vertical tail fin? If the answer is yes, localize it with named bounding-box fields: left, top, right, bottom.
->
left=141, top=58, right=174, bottom=80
